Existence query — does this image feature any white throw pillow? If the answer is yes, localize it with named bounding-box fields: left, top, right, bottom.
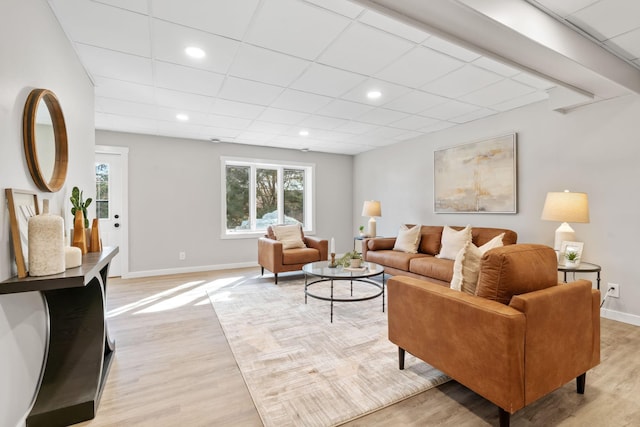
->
left=450, top=240, right=482, bottom=295
left=272, top=224, right=306, bottom=250
left=436, top=225, right=471, bottom=260
left=393, top=224, right=422, bottom=253
left=450, top=233, right=506, bottom=294
left=479, top=233, right=505, bottom=252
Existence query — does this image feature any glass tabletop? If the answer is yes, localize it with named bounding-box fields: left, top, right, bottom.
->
left=302, top=261, right=384, bottom=279
left=557, top=261, right=601, bottom=272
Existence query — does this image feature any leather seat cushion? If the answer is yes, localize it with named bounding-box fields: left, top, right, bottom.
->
left=409, top=256, right=454, bottom=283
left=366, top=250, right=428, bottom=271
left=283, top=248, right=320, bottom=265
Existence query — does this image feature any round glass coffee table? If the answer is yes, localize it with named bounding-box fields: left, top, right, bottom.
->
left=303, top=261, right=385, bottom=323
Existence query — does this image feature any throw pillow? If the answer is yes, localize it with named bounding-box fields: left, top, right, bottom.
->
left=450, top=240, right=482, bottom=294
left=272, top=224, right=306, bottom=250
left=436, top=225, right=471, bottom=260
left=393, top=224, right=422, bottom=253
left=479, top=232, right=505, bottom=252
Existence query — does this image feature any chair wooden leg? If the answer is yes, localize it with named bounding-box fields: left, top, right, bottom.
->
left=398, top=347, right=405, bottom=370
left=577, top=373, right=586, bottom=394
left=499, top=408, right=510, bottom=427
left=261, top=266, right=264, bottom=276
left=274, top=273, right=278, bottom=284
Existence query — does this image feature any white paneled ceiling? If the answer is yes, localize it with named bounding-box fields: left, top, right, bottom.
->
left=47, top=0, right=636, bottom=154
left=528, top=0, right=640, bottom=69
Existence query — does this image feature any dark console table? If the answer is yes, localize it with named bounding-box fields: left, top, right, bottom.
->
left=0, top=246, right=119, bottom=427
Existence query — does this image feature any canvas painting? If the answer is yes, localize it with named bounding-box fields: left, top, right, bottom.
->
left=434, top=134, right=517, bottom=213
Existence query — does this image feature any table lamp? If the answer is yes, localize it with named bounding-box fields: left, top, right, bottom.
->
left=362, top=200, right=381, bottom=238
left=541, top=190, right=589, bottom=250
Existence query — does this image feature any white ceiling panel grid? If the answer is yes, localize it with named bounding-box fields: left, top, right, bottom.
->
left=48, top=0, right=639, bottom=154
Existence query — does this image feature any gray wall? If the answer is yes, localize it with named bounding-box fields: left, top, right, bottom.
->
left=0, top=0, right=96, bottom=424
left=354, top=94, right=640, bottom=321
left=95, top=131, right=354, bottom=275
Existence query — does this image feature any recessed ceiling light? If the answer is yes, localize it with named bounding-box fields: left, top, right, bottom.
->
left=299, top=130, right=309, bottom=136
left=176, top=113, right=189, bottom=121
left=185, top=46, right=206, bottom=59
left=367, top=90, right=382, bottom=99
left=300, top=148, right=310, bottom=152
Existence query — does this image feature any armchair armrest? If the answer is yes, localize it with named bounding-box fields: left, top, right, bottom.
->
left=509, top=280, right=600, bottom=405
left=258, top=237, right=283, bottom=271
left=387, top=276, right=526, bottom=413
left=304, top=236, right=328, bottom=260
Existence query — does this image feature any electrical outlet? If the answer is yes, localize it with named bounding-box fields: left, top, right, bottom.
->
left=608, top=283, right=619, bottom=298
left=179, top=251, right=186, bottom=260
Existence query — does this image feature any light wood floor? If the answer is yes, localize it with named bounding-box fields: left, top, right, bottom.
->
left=78, top=268, right=640, bottom=427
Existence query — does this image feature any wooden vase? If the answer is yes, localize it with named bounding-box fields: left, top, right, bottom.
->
left=72, top=210, right=88, bottom=254
left=90, top=218, right=102, bottom=252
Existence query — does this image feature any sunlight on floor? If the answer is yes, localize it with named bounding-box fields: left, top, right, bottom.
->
left=107, top=273, right=263, bottom=317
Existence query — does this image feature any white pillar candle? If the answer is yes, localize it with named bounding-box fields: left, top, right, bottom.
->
left=330, top=237, right=335, bottom=254
left=65, top=246, right=82, bottom=269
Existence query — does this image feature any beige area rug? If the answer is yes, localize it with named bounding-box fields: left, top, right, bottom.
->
left=207, top=275, right=449, bottom=426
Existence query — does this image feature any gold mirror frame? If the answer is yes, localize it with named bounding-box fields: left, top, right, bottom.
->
left=23, top=88, right=69, bottom=192
left=6, top=189, right=40, bottom=278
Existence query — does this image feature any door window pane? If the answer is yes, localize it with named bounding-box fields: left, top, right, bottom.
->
left=95, top=162, right=109, bottom=219
left=226, top=165, right=250, bottom=231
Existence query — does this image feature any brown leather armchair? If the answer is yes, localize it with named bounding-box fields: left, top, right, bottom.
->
left=387, top=244, right=600, bottom=427
left=258, top=226, right=328, bottom=284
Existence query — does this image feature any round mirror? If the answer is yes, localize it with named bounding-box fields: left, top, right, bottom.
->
left=23, top=88, right=68, bottom=192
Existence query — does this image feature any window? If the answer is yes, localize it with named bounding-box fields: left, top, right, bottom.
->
left=222, top=157, right=314, bottom=237
left=95, top=162, right=109, bottom=219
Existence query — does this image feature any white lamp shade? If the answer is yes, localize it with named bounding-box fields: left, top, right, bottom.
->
left=362, top=200, right=381, bottom=217
left=541, top=191, right=589, bottom=223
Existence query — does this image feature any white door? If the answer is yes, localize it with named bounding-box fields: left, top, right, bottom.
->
left=95, top=146, right=129, bottom=277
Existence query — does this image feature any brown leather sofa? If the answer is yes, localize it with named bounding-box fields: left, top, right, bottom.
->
left=387, top=244, right=600, bottom=426
left=258, top=226, right=328, bottom=284
left=362, top=225, right=517, bottom=284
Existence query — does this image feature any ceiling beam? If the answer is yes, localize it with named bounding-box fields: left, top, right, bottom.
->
left=351, top=0, right=640, bottom=101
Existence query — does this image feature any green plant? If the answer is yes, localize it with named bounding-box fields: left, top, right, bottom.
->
left=70, top=186, right=92, bottom=228
left=338, top=250, right=362, bottom=266
left=565, top=251, right=579, bottom=261
left=359, top=225, right=364, bottom=232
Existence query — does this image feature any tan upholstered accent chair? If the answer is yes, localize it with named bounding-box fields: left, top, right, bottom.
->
left=387, top=244, right=600, bottom=427
left=258, top=225, right=328, bottom=284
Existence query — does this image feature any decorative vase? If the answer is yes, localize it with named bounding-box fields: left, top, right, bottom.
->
left=565, top=259, right=579, bottom=268
left=28, top=200, right=65, bottom=276
left=350, top=258, right=362, bottom=268
left=90, top=218, right=102, bottom=252
left=72, top=210, right=88, bottom=254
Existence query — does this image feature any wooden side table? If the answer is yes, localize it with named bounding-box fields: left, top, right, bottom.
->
left=558, top=261, right=601, bottom=290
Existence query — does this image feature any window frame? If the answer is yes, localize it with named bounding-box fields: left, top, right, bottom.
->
left=221, top=156, right=315, bottom=239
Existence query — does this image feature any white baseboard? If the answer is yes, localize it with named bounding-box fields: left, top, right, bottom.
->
left=601, top=308, right=640, bottom=327
left=122, top=262, right=258, bottom=279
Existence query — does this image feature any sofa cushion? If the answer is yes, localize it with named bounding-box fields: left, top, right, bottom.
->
left=368, top=237, right=396, bottom=251
left=367, top=250, right=428, bottom=272
left=475, top=244, right=558, bottom=305
left=450, top=240, right=482, bottom=294
left=479, top=232, right=504, bottom=252
left=282, top=247, right=319, bottom=265
left=272, top=224, right=306, bottom=249
left=472, top=227, right=517, bottom=246
left=436, top=225, right=471, bottom=260
left=418, top=226, right=443, bottom=255
left=393, top=224, right=421, bottom=253
left=409, top=256, right=454, bottom=283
